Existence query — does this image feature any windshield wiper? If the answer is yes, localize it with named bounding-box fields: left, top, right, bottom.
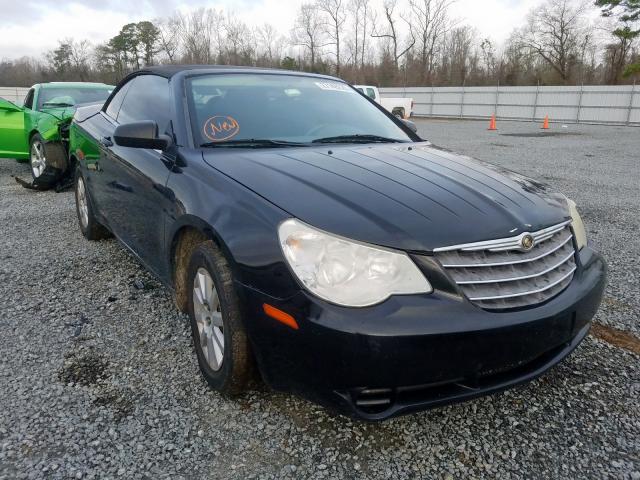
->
left=42, top=102, right=75, bottom=107
left=311, top=134, right=406, bottom=144
left=200, top=139, right=308, bottom=148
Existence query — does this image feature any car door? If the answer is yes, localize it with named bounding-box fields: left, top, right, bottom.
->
left=86, top=79, right=133, bottom=223
left=100, top=74, right=175, bottom=278
left=365, top=87, right=379, bottom=103
left=0, top=90, right=29, bottom=159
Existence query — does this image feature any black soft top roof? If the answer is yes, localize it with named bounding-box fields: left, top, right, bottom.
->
left=132, top=65, right=339, bottom=81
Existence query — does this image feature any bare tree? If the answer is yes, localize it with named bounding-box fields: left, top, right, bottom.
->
left=156, top=15, right=180, bottom=63
left=441, top=25, right=477, bottom=84
left=372, top=0, right=415, bottom=70
left=359, top=0, right=371, bottom=69
left=69, top=40, right=92, bottom=80
left=48, top=39, right=92, bottom=81
left=317, top=0, right=347, bottom=75
left=292, top=3, right=328, bottom=70
left=347, top=0, right=371, bottom=70
left=177, top=8, right=222, bottom=64
left=256, top=24, right=285, bottom=65
left=0, top=57, right=46, bottom=87
left=1, top=0, right=618, bottom=88
left=222, top=13, right=255, bottom=65
left=407, top=0, right=453, bottom=82
left=480, top=38, right=498, bottom=80
left=517, top=0, right=594, bottom=83
left=346, top=0, right=361, bottom=66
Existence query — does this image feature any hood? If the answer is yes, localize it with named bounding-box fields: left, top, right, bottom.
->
left=203, top=143, right=570, bottom=252
left=39, top=106, right=75, bottom=121
left=37, top=106, right=78, bottom=142
left=41, top=101, right=106, bottom=122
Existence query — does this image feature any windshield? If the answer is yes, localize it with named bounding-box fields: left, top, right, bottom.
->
left=186, top=74, right=412, bottom=146
left=37, top=87, right=112, bottom=109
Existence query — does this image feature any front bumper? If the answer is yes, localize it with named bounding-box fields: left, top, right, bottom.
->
left=239, top=247, right=606, bottom=421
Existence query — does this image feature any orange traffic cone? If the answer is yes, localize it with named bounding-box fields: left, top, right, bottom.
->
left=488, top=114, right=497, bottom=131
left=541, top=115, right=550, bottom=130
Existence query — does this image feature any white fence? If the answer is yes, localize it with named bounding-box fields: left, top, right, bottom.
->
left=380, top=85, right=640, bottom=126
left=0, top=87, right=30, bottom=105
left=3, top=84, right=639, bottom=125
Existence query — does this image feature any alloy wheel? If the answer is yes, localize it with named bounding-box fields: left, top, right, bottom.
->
left=30, top=141, right=46, bottom=178
left=192, top=268, right=224, bottom=371
left=76, top=176, right=89, bottom=229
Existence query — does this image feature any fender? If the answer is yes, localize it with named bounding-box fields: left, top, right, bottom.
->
left=164, top=153, right=299, bottom=299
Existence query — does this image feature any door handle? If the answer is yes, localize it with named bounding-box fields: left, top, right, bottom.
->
left=100, top=136, right=113, bottom=147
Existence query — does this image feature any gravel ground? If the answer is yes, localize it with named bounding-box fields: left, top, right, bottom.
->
left=1, top=127, right=639, bottom=480
left=416, top=119, right=640, bottom=336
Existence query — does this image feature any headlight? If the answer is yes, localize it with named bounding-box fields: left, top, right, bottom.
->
left=566, top=198, right=587, bottom=250
left=278, top=219, right=432, bottom=307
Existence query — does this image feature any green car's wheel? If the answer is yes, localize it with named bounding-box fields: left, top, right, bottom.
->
left=30, top=134, right=47, bottom=178
left=29, top=134, right=59, bottom=186
left=15, top=158, right=29, bottom=164
left=74, top=167, right=111, bottom=240
left=187, top=241, right=254, bottom=395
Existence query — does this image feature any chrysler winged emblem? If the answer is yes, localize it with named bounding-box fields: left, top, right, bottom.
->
left=520, top=234, right=535, bottom=251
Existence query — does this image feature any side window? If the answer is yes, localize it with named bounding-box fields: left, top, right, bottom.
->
left=23, top=89, right=35, bottom=109
left=366, top=88, right=376, bottom=100
left=117, top=75, right=172, bottom=133
left=105, top=81, right=132, bottom=120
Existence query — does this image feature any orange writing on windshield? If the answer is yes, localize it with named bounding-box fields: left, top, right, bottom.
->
left=203, top=115, right=240, bottom=142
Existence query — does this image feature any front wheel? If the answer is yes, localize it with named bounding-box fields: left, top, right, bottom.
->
left=74, top=168, right=111, bottom=240
left=187, top=241, right=253, bottom=395
left=29, top=134, right=59, bottom=187
left=30, top=134, right=47, bottom=179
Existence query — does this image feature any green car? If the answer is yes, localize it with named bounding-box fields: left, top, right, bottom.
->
left=0, top=82, right=114, bottom=187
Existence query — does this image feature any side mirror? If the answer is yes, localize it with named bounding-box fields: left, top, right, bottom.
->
left=0, top=97, right=23, bottom=112
left=401, top=119, right=418, bottom=133
left=113, top=121, right=172, bottom=150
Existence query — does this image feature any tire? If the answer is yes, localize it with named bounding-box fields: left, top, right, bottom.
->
left=29, top=134, right=59, bottom=187
left=74, top=167, right=111, bottom=240
left=394, top=111, right=404, bottom=120
left=187, top=241, right=253, bottom=395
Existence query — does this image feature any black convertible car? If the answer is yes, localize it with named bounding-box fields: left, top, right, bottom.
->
left=69, top=66, right=606, bottom=420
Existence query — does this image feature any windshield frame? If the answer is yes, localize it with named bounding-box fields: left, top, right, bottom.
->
left=183, top=72, right=421, bottom=149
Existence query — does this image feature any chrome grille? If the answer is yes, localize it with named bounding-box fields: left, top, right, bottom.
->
left=434, top=221, right=576, bottom=310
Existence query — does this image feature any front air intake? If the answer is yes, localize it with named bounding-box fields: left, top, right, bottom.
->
left=352, top=388, right=393, bottom=414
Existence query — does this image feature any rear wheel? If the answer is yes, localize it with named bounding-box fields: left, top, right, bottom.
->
left=187, top=241, right=253, bottom=395
left=74, top=167, right=111, bottom=240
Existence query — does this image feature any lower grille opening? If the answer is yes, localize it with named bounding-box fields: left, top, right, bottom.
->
left=352, top=388, right=393, bottom=414
left=349, top=340, right=570, bottom=416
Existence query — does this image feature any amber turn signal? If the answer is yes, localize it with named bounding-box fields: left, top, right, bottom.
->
left=262, top=303, right=299, bottom=330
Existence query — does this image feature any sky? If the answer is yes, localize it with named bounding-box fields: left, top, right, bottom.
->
left=0, top=0, right=544, bottom=59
